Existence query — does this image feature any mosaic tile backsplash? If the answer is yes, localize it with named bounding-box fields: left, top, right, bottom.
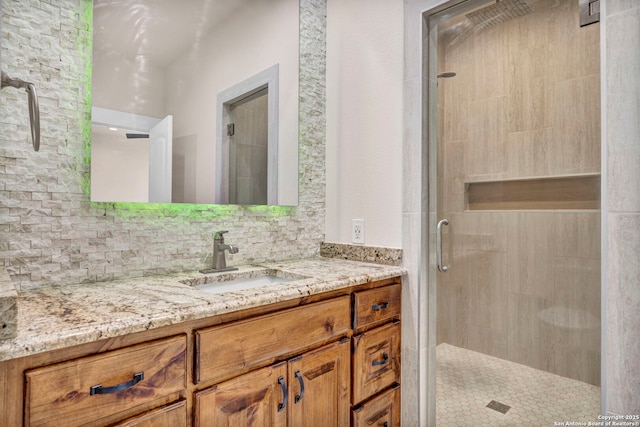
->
left=0, top=0, right=328, bottom=290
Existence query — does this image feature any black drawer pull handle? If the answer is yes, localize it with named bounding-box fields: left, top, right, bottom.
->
left=372, top=302, right=389, bottom=311
left=294, top=370, right=305, bottom=403
left=372, top=353, right=389, bottom=366
left=90, top=372, right=144, bottom=395
left=277, top=376, right=288, bottom=412
left=384, top=422, right=389, bottom=427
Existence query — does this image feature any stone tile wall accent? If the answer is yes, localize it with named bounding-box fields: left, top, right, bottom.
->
left=320, top=242, right=402, bottom=266
left=0, top=0, right=327, bottom=290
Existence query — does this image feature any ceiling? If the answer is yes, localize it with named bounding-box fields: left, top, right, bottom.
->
left=93, top=0, right=250, bottom=67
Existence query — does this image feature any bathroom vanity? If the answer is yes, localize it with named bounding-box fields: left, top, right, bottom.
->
left=0, top=258, right=404, bottom=426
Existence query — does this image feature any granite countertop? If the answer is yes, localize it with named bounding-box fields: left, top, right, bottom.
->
left=0, top=258, right=406, bottom=362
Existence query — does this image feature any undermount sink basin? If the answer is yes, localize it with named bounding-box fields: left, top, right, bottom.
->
left=192, top=269, right=308, bottom=294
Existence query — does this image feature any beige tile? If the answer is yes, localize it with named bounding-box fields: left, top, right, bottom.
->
left=442, top=80, right=470, bottom=143
left=447, top=212, right=508, bottom=253
left=504, top=0, right=568, bottom=50
left=552, top=75, right=601, bottom=175
left=553, top=257, right=601, bottom=321
left=465, top=97, right=507, bottom=177
left=469, top=24, right=507, bottom=101
left=466, top=250, right=508, bottom=334
left=506, top=292, right=551, bottom=372
left=436, top=281, right=468, bottom=347
left=440, top=140, right=466, bottom=214
left=507, top=212, right=556, bottom=299
left=506, top=128, right=554, bottom=178
left=554, top=212, right=601, bottom=258
left=465, top=324, right=508, bottom=361
left=506, top=45, right=554, bottom=132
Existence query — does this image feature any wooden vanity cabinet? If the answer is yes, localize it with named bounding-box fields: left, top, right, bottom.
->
left=195, top=339, right=350, bottom=427
left=0, top=276, right=401, bottom=427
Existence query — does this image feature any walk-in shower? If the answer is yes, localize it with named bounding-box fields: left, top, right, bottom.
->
left=428, top=0, right=601, bottom=424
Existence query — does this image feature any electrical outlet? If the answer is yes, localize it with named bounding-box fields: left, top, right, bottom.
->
left=352, top=219, right=365, bottom=244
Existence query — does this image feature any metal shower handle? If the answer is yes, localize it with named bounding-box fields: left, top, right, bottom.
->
left=1, top=70, right=41, bottom=151
left=437, top=219, right=449, bottom=273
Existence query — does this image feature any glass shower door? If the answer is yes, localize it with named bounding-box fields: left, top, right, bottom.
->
left=429, top=0, right=601, bottom=424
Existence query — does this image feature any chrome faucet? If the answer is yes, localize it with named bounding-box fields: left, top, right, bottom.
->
left=201, top=231, right=239, bottom=273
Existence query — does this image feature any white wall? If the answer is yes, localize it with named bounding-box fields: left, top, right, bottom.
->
left=92, top=51, right=167, bottom=119
left=90, top=129, right=149, bottom=203
left=164, top=0, right=299, bottom=205
left=325, top=0, right=404, bottom=248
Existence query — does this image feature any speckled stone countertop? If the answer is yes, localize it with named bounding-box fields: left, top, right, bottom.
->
left=0, top=258, right=405, bottom=362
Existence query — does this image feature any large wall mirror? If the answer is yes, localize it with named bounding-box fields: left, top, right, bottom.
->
left=91, top=0, right=299, bottom=206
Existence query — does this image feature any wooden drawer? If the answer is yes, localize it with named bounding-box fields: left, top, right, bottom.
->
left=114, top=400, right=187, bottom=427
left=352, top=384, right=401, bottom=427
left=352, top=321, right=401, bottom=404
left=195, top=296, right=351, bottom=385
left=25, top=335, right=186, bottom=427
left=353, top=284, right=401, bottom=330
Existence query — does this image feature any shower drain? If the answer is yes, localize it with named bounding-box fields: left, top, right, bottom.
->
left=486, top=400, right=511, bottom=414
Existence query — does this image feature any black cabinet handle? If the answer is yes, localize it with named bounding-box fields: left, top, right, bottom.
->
left=90, top=372, right=144, bottom=396
left=294, top=370, right=305, bottom=403
left=277, top=376, right=288, bottom=412
left=372, top=353, right=389, bottom=366
left=384, top=422, right=389, bottom=427
left=372, top=302, right=389, bottom=311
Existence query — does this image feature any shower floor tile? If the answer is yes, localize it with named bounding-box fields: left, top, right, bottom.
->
left=436, top=343, right=600, bottom=426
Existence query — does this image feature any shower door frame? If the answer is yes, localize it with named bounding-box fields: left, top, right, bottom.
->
left=407, top=0, right=607, bottom=424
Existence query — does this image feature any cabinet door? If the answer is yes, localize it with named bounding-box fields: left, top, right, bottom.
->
left=194, top=362, right=287, bottom=427
left=288, top=340, right=350, bottom=427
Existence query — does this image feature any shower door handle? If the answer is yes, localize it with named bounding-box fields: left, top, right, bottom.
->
left=437, top=219, right=449, bottom=273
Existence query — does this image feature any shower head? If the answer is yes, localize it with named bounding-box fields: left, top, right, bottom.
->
left=437, top=72, right=457, bottom=79
left=466, top=0, right=532, bottom=29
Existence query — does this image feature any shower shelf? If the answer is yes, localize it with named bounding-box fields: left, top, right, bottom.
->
left=465, top=173, right=600, bottom=211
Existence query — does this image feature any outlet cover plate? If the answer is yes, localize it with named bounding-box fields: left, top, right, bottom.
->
left=352, top=219, right=365, bottom=244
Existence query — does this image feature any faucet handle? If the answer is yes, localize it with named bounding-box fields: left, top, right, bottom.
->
left=214, top=230, right=229, bottom=240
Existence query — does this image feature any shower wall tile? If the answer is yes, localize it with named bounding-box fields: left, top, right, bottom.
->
left=552, top=256, right=601, bottom=323
left=447, top=212, right=507, bottom=253
left=469, top=25, right=507, bottom=101
left=442, top=81, right=469, bottom=143
left=436, top=281, right=468, bottom=347
left=552, top=74, right=601, bottom=174
left=465, top=324, right=508, bottom=361
left=465, top=250, right=508, bottom=334
left=506, top=45, right=554, bottom=133
left=506, top=292, right=550, bottom=371
left=606, top=213, right=640, bottom=414
left=506, top=213, right=556, bottom=299
left=506, top=128, right=554, bottom=178
left=465, top=96, right=507, bottom=177
left=554, top=212, right=600, bottom=259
